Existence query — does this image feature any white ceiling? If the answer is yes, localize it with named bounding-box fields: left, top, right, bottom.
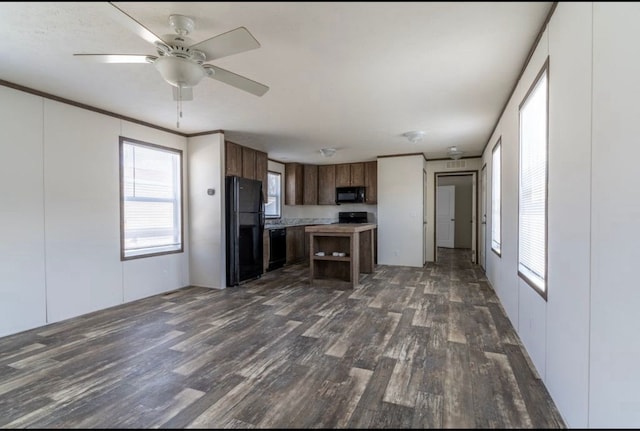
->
left=0, top=2, right=552, bottom=164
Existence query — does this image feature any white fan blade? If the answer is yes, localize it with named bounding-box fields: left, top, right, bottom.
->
left=189, top=27, right=260, bottom=61
left=73, top=54, right=153, bottom=64
left=106, top=2, right=164, bottom=46
left=206, top=65, right=269, bottom=96
left=172, top=86, right=193, bottom=101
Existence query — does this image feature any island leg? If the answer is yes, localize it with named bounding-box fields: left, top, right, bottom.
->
left=350, top=232, right=360, bottom=288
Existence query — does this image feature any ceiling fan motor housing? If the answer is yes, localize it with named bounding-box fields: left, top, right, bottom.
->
left=169, top=15, right=195, bottom=36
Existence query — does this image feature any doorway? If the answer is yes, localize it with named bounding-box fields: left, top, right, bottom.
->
left=434, top=172, right=477, bottom=263
left=436, top=185, right=456, bottom=248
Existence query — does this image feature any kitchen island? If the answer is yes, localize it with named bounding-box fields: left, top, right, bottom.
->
left=304, top=223, right=377, bottom=288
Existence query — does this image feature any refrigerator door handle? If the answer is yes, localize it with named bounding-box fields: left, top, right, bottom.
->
left=259, top=187, right=265, bottom=226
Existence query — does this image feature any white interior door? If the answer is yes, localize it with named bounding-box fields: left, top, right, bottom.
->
left=436, top=185, right=455, bottom=248
left=480, top=166, right=487, bottom=269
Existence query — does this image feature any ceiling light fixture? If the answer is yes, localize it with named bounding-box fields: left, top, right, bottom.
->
left=448, top=146, right=464, bottom=160
left=151, top=55, right=214, bottom=129
left=320, top=148, right=337, bottom=157
left=403, top=131, right=426, bottom=144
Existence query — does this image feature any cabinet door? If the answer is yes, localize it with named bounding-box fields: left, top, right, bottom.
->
left=364, top=161, right=377, bottom=204
left=350, top=162, right=365, bottom=186
left=285, top=163, right=304, bottom=205
left=335, top=164, right=351, bottom=187
left=255, top=150, right=268, bottom=200
left=318, top=165, right=336, bottom=205
left=225, top=141, right=242, bottom=177
left=286, top=226, right=302, bottom=264
left=242, top=147, right=256, bottom=179
left=303, top=164, right=318, bottom=205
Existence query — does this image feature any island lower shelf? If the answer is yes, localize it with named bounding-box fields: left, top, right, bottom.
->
left=312, top=255, right=351, bottom=262
left=305, top=223, right=377, bottom=288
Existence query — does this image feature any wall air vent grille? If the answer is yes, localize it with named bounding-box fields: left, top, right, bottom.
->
left=446, top=160, right=466, bottom=169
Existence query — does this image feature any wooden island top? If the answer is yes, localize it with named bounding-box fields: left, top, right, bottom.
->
left=305, top=223, right=377, bottom=288
left=304, top=223, right=377, bottom=234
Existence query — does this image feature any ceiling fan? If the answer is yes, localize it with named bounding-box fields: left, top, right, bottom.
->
left=74, top=2, right=269, bottom=126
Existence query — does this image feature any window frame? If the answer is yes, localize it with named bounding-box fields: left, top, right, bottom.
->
left=491, top=137, right=502, bottom=257
left=265, top=170, right=282, bottom=219
left=119, top=136, right=184, bottom=261
left=517, top=58, right=549, bottom=300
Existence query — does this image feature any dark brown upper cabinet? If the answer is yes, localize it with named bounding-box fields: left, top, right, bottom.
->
left=225, top=141, right=268, bottom=200
left=225, top=141, right=242, bottom=177
left=318, top=164, right=336, bottom=205
left=350, top=162, right=365, bottom=186
left=364, top=161, right=377, bottom=204
left=285, top=163, right=304, bottom=205
left=303, top=164, right=318, bottom=205
left=242, top=147, right=256, bottom=180
left=335, top=164, right=351, bottom=187
left=335, top=162, right=365, bottom=187
left=255, top=150, right=268, bottom=200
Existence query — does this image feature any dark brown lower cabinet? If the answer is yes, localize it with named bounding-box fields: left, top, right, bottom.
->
left=263, top=230, right=270, bottom=273
left=286, top=226, right=306, bottom=264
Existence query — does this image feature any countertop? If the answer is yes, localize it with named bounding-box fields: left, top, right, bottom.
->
left=264, top=222, right=333, bottom=230
left=304, top=223, right=377, bottom=233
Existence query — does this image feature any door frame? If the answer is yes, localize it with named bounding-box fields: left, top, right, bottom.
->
left=433, top=170, right=479, bottom=263
left=423, top=168, right=428, bottom=266
left=480, top=163, right=487, bottom=270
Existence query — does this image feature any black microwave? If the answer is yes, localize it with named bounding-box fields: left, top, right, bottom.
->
left=336, top=186, right=366, bottom=204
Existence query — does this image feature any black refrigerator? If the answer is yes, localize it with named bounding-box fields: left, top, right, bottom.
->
left=226, top=176, right=264, bottom=287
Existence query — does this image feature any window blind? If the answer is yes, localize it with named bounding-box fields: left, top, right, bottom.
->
left=121, top=140, right=182, bottom=258
left=518, top=71, right=547, bottom=292
left=265, top=171, right=281, bottom=218
left=491, top=141, right=501, bottom=254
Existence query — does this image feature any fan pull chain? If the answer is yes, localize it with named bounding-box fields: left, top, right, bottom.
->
left=176, top=84, right=183, bottom=129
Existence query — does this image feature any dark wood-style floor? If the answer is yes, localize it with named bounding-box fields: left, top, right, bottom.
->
left=0, top=248, right=565, bottom=428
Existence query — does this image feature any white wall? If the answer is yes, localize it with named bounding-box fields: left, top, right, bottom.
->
left=188, top=132, right=226, bottom=289
left=482, top=2, right=640, bottom=427
left=0, top=87, right=47, bottom=336
left=0, top=86, right=189, bottom=337
left=43, top=100, right=123, bottom=322
left=590, top=3, right=640, bottom=426
left=546, top=2, right=592, bottom=426
left=425, top=158, right=482, bottom=262
left=378, top=155, right=424, bottom=267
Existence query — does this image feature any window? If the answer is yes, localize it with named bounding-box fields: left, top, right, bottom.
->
left=265, top=171, right=281, bottom=218
left=518, top=62, right=548, bottom=297
left=491, top=139, right=502, bottom=256
left=120, top=137, right=183, bottom=260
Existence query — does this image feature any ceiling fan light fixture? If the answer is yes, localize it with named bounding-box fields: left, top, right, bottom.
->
left=154, top=55, right=205, bottom=87
left=448, top=146, right=464, bottom=160
left=403, top=131, right=426, bottom=144
left=320, top=148, right=336, bottom=157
